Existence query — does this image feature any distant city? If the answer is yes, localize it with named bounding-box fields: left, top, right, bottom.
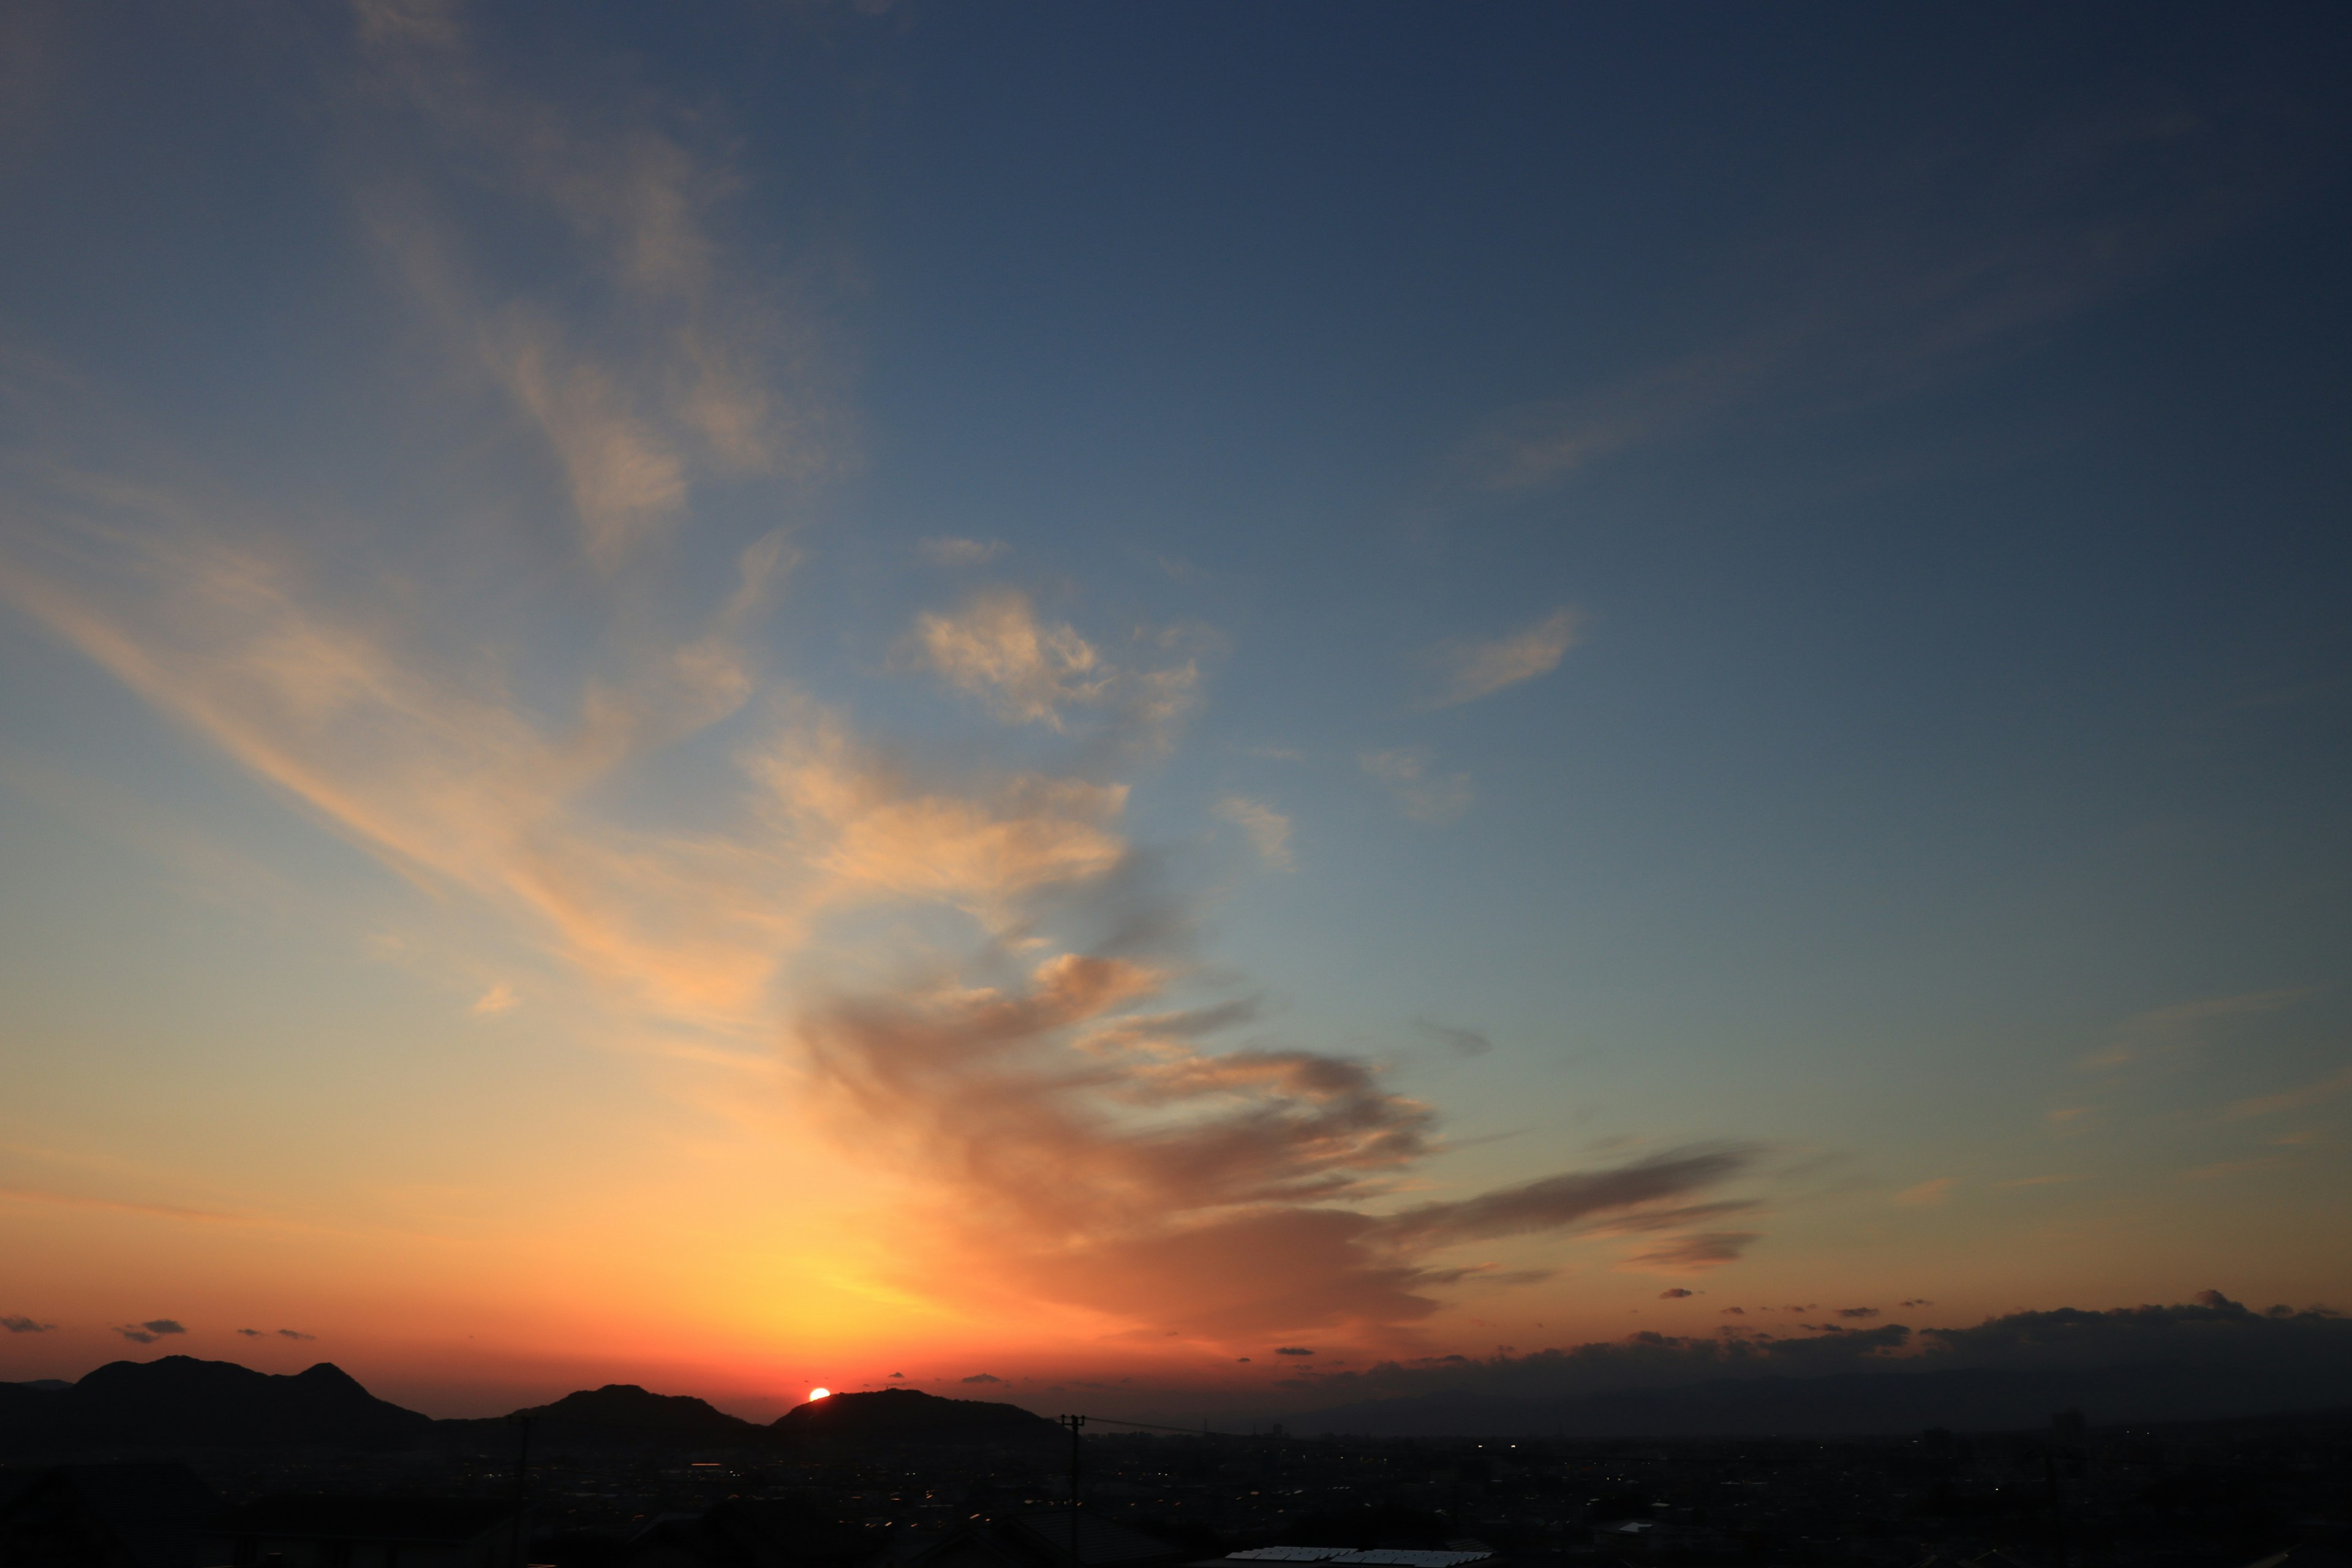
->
left=1, top=1356, right=2345, bottom=1568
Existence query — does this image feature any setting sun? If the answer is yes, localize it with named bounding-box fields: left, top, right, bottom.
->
left=808, top=1388, right=830, bottom=1401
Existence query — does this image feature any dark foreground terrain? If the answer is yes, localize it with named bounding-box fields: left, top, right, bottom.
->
left=1, top=1360, right=2346, bottom=1568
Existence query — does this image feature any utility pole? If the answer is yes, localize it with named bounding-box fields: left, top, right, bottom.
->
left=1060, top=1415, right=1086, bottom=1567
left=507, top=1414, right=534, bottom=1568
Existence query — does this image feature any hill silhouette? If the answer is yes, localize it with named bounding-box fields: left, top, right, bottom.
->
left=0, top=1357, right=431, bottom=1450
left=772, top=1388, right=1058, bottom=1446
left=511, top=1384, right=760, bottom=1434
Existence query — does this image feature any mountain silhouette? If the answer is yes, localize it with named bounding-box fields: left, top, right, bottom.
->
left=0, top=1357, right=431, bottom=1450
left=772, top=1388, right=1058, bottom=1445
left=511, top=1383, right=761, bottom=1432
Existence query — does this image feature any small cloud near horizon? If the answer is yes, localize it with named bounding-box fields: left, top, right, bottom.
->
left=277, top=1328, right=315, bottom=1340
left=962, top=1372, right=1003, bottom=1384
left=2, top=1315, right=57, bottom=1333
left=470, top=982, right=518, bottom=1017
left=113, top=1319, right=186, bottom=1343
left=1838, top=1306, right=1881, bottom=1319
left=1274, top=1346, right=1315, bottom=1356
left=1659, top=1287, right=1695, bottom=1299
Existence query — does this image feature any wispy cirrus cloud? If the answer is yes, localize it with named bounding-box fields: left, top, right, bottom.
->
left=2086, top=987, right=2314, bottom=1071
left=1360, top=748, right=1471, bottom=824
left=1215, top=795, right=1294, bottom=872
left=1425, top=608, right=1580, bottom=707
left=1464, top=96, right=2304, bottom=492
left=350, top=0, right=853, bottom=569
left=2221, top=1064, right=2352, bottom=1120
left=919, top=537, right=1008, bottom=568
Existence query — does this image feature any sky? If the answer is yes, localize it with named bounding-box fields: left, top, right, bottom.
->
left=1, top=0, right=2350, bottom=1422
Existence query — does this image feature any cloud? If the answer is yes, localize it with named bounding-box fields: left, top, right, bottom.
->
left=1659, top=1288, right=1694, bottom=1300
left=915, top=590, right=1111, bottom=728
left=1720, top=1306, right=1745, bottom=1315
left=1360, top=749, right=1471, bottom=824
left=913, top=590, right=1199, bottom=748
left=1373, top=1148, right=1758, bottom=1250
left=1215, top=796, right=1294, bottom=872
left=1414, top=1019, right=1491, bottom=1058
left=1893, top=1177, right=1953, bottom=1205
left=112, top=1319, right=186, bottom=1343
left=2222, top=1064, right=2352, bottom=1120
left=349, top=10, right=853, bottom=570
left=1274, top=1346, right=1315, bottom=1356
left=236, top=1328, right=264, bottom=1337
left=1838, top=1306, right=1881, bottom=1319
left=1461, top=97, right=2299, bottom=493
left=1, top=1315, right=55, bottom=1333
left=2087, top=987, right=2314, bottom=1071
left=801, top=952, right=1762, bottom=1335
left=962, top=1373, right=1002, bottom=1384
left=1427, top=609, right=1580, bottom=707
left=277, top=1328, right=316, bottom=1340
left=1901, top=1298, right=1934, bottom=1308
left=1621, top=1231, right=1760, bottom=1272
left=470, top=982, right=518, bottom=1016
left=889, top=1370, right=903, bottom=1378
left=919, top=537, right=1008, bottom=567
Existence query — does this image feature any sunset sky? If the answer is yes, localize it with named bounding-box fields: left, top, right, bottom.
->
left=3, top=1, right=2350, bottom=1422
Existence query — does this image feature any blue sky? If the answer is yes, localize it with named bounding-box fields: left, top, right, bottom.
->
left=1, top=0, right=2348, bottom=1412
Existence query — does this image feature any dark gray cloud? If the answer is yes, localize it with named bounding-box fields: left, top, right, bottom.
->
left=2, top=1315, right=56, bottom=1333
left=1921, top=1291, right=2351, bottom=1370
left=1839, top=1306, right=1881, bottom=1319
left=1275, top=1346, right=1314, bottom=1356
left=236, top=1329, right=264, bottom=1337
left=1272, top=1295, right=2352, bottom=1411
left=962, top=1373, right=1002, bottom=1384
left=113, top=1319, right=186, bottom=1343
left=276, top=1328, right=315, bottom=1340
left=1659, top=1288, right=1695, bottom=1300
left=1371, top=1148, right=1759, bottom=1250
